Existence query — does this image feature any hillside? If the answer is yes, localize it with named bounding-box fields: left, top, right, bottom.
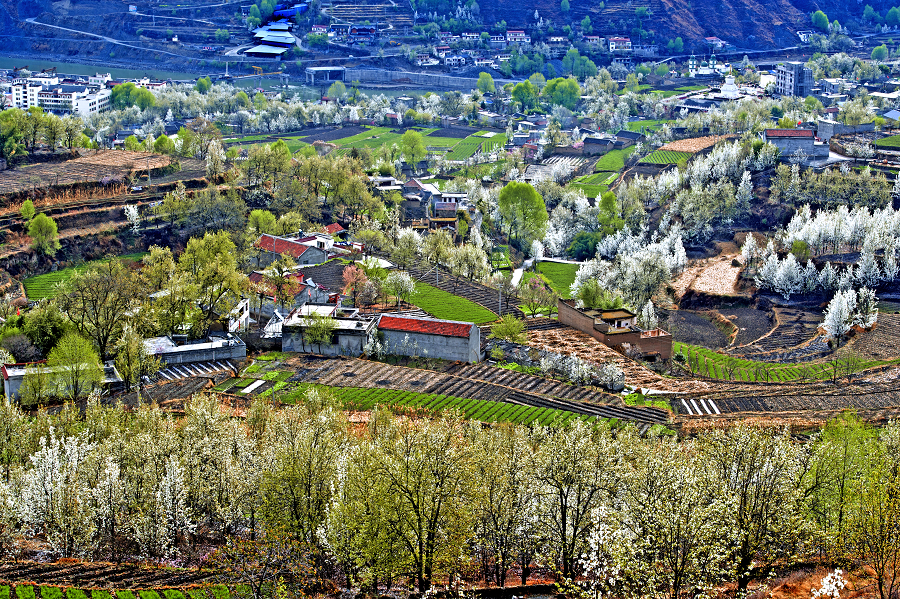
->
left=480, top=0, right=897, bottom=48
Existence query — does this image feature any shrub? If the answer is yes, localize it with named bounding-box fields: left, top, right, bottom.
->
left=489, top=314, right=527, bottom=343
left=41, top=589, right=63, bottom=599
left=66, top=591, right=89, bottom=599
left=16, top=588, right=36, bottom=599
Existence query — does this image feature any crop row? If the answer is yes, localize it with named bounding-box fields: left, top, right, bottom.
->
left=876, top=135, right=900, bottom=148
left=640, top=150, right=692, bottom=164
left=444, top=139, right=482, bottom=161
left=333, top=386, right=607, bottom=426
left=674, top=342, right=899, bottom=382
left=0, top=586, right=236, bottom=599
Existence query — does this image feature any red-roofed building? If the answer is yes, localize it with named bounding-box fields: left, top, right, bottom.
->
left=377, top=315, right=481, bottom=363
left=761, top=128, right=828, bottom=161
left=254, top=234, right=328, bottom=267
left=323, top=223, right=346, bottom=237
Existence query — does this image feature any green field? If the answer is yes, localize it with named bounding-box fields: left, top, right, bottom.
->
left=574, top=172, right=618, bottom=185
left=536, top=261, right=579, bottom=299
left=569, top=184, right=607, bottom=198
left=675, top=342, right=900, bottom=382
left=626, top=119, right=671, bottom=132
left=593, top=147, right=635, bottom=172
left=875, top=135, right=900, bottom=148
left=23, top=253, right=148, bottom=300
left=411, top=281, right=497, bottom=324
left=640, top=150, right=692, bottom=164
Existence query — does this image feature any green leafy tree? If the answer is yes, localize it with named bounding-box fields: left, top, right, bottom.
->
left=57, top=259, right=143, bottom=360
left=215, top=28, right=230, bottom=43
left=873, top=44, right=889, bottom=61
left=327, top=80, right=347, bottom=99
left=20, top=199, right=35, bottom=222
left=812, top=9, right=829, bottom=30
left=195, top=76, right=212, bottom=94
left=544, top=77, right=581, bottom=110
left=497, top=181, right=549, bottom=242
left=400, top=129, right=427, bottom=166
left=489, top=314, right=527, bottom=343
left=581, top=15, right=592, bottom=33
left=560, top=0, right=570, bottom=11
left=0, top=109, right=27, bottom=163
left=28, top=213, right=60, bottom=256
left=511, top=80, right=538, bottom=110
left=114, top=328, right=163, bottom=393
left=477, top=72, right=496, bottom=93
left=47, top=333, right=103, bottom=401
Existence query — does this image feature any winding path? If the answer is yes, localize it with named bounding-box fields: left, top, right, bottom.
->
left=23, top=17, right=196, bottom=60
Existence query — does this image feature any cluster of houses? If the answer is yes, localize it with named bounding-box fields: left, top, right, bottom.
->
left=0, top=69, right=170, bottom=118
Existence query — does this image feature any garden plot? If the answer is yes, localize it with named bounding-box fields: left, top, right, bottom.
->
left=683, top=377, right=900, bottom=416
left=639, top=150, right=692, bottom=164
left=667, top=311, right=730, bottom=349
left=0, top=151, right=170, bottom=196
left=23, top=253, right=147, bottom=300
left=408, top=266, right=521, bottom=318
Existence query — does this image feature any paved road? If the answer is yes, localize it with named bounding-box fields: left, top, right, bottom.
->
left=128, top=11, right=216, bottom=26
left=24, top=17, right=195, bottom=59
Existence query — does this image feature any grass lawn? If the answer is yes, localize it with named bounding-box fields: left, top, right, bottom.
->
left=23, top=253, right=148, bottom=300
left=411, top=281, right=497, bottom=324
left=593, top=147, right=635, bottom=172
left=537, top=262, right=578, bottom=299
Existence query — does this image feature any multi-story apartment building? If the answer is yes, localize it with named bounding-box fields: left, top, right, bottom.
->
left=775, top=61, right=814, bottom=97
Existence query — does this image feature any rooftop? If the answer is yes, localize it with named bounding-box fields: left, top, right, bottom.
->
left=255, top=234, right=314, bottom=258
left=378, top=315, right=474, bottom=338
left=764, top=129, right=815, bottom=138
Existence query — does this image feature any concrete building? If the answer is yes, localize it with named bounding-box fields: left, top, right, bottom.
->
left=608, top=37, right=632, bottom=52
left=8, top=82, right=110, bottom=117
left=761, top=128, right=829, bottom=159
left=377, top=315, right=481, bottom=363
left=143, top=333, right=247, bottom=365
left=305, top=66, right=345, bottom=85
left=282, top=309, right=377, bottom=356
left=775, top=62, right=814, bottom=97
left=557, top=301, right=672, bottom=360
left=2, top=361, right=122, bottom=401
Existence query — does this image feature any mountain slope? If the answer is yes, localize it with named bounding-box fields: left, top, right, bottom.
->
left=479, top=0, right=895, bottom=49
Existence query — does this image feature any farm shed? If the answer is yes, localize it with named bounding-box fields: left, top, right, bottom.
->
left=558, top=300, right=672, bottom=360
left=282, top=312, right=377, bottom=356
left=143, top=333, right=247, bottom=365
left=377, top=315, right=481, bottom=363
left=3, top=361, right=123, bottom=401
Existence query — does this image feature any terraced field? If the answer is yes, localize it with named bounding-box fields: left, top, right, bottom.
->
left=218, top=354, right=670, bottom=430
left=676, top=341, right=899, bottom=383
left=729, top=307, right=826, bottom=362
left=410, top=281, right=498, bottom=324
left=23, top=253, right=147, bottom=299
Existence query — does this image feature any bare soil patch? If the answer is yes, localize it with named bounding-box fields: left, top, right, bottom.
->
left=299, top=124, right=368, bottom=142
left=667, top=310, right=729, bottom=348
left=0, top=151, right=169, bottom=196
left=844, top=313, right=900, bottom=360
left=659, top=134, right=733, bottom=153
left=427, top=126, right=477, bottom=138
left=691, top=255, right=742, bottom=296
left=724, top=306, right=774, bottom=346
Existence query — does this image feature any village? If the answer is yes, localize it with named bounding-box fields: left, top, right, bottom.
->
left=5, top=5, right=900, bottom=593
